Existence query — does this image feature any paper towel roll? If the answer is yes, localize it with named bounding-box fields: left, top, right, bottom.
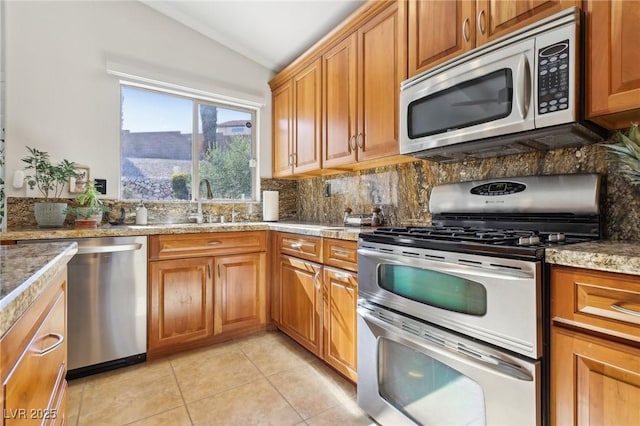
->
left=263, top=191, right=279, bottom=221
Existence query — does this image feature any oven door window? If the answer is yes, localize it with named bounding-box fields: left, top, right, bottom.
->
left=408, top=69, right=513, bottom=139
left=378, top=338, right=486, bottom=425
left=377, top=264, right=487, bottom=315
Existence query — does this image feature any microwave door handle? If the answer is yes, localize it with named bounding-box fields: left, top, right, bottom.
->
left=515, top=54, right=532, bottom=119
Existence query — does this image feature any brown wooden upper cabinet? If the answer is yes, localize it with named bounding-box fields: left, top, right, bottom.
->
left=323, top=1, right=407, bottom=169
left=586, top=0, right=640, bottom=129
left=408, top=0, right=581, bottom=78
left=272, top=59, right=322, bottom=178
left=270, top=0, right=408, bottom=176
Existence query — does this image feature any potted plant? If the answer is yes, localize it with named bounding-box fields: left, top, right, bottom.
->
left=65, top=181, right=110, bottom=228
left=601, top=122, right=640, bottom=186
left=21, top=146, right=77, bottom=227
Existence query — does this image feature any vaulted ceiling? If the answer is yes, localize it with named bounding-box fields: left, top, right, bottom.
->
left=141, top=0, right=366, bottom=72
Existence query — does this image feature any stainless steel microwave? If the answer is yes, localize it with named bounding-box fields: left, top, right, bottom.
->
left=400, top=7, right=606, bottom=162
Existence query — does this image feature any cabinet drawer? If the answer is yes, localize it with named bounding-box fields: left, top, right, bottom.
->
left=323, top=239, right=357, bottom=272
left=149, top=231, right=266, bottom=260
left=277, top=233, right=322, bottom=262
left=4, top=290, right=66, bottom=425
left=552, top=266, right=640, bottom=342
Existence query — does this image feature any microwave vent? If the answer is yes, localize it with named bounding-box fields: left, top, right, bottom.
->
left=414, top=122, right=607, bottom=163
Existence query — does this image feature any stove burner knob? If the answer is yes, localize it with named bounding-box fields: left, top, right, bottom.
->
left=518, top=236, right=541, bottom=246
left=548, top=233, right=566, bottom=242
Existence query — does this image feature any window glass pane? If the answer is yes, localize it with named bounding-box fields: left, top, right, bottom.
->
left=378, top=264, right=487, bottom=315
left=197, top=104, right=254, bottom=200
left=120, top=86, right=193, bottom=200
left=378, top=338, right=486, bottom=425
left=408, top=69, right=513, bottom=139
left=120, top=85, right=257, bottom=201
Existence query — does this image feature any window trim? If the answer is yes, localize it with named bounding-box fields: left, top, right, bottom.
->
left=119, top=81, right=260, bottom=202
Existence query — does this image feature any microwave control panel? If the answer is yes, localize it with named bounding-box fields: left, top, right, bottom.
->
left=537, top=40, right=570, bottom=115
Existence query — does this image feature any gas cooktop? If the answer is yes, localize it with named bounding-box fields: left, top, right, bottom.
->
left=360, top=225, right=595, bottom=259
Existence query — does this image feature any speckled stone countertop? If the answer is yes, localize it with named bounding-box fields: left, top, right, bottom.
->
left=1, top=222, right=366, bottom=242
left=546, top=241, right=640, bottom=276
left=0, top=241, right=78, bottom=337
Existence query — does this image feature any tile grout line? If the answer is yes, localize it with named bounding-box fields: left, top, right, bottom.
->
left=167, top=357, right=196, bottom=426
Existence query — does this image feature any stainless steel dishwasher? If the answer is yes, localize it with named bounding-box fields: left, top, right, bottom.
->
left=19, top=236, right=147, bottom=379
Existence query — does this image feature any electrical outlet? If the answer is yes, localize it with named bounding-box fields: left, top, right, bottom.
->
left=324, top=183, right=331, bottom=197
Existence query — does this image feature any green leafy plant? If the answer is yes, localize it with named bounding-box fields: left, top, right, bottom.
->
left=601, top=123, right=640, bottom=186
left=21, top=146, right=77, bottom=200
left=65, top=180, right=110, bottom=219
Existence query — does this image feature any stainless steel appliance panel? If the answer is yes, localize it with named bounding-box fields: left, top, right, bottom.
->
left=358, top=243, right=542, bottom=358
left=357, top=301, right=541, bottom=426
left=66, top=236, right=147, bottom=371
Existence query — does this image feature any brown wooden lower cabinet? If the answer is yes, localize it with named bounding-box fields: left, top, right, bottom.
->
left=147, top=232, right=268, bottom=358
left=273, top=234, right=358, bottom=382
left=551, top=265, right=640, bottom=425
left=551, top=326, right=640, bottom=425
left=278, top=254, right=323, bottom=357
left=214, top=253, right=267, bottom=335
left=323, top=267, right=358, bottom=382
left=1, top=268, right=68, bottom=425
left=148, top=257, right=214, bottom=351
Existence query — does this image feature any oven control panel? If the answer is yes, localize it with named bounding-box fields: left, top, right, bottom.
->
left=470, top=182, right=526, bottom=196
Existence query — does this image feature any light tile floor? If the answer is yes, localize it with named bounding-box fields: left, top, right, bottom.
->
left=67, top=330, right=377, bottom=426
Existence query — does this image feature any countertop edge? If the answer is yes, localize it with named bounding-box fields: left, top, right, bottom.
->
left=1, top=222, right=366, bottom=242
left=545, top=241, right=640, bottom=276
left=0, top=242, right=78, bottom=337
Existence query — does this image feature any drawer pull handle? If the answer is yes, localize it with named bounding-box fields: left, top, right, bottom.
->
left=291, top=242, right=304, bottom=249
left=610, top=303, right=640, bottom=318
left=333, top=250, right=351, bottom=258
left=208, top=241, right=223, bottom=245
left=334, top=272, right=351, bottom=280
left=32, top=333, right=64, bottom=356
left=313, top=270, right=321, bottom=290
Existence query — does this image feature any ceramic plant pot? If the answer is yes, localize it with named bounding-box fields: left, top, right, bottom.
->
left=34, top=202, right=67, bottom=228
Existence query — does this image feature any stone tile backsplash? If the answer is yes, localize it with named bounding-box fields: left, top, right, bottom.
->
left=6, top=144, right=640, bottom=241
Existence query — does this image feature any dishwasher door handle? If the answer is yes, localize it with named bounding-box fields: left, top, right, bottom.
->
left=77, top=243, right=143, bottom=255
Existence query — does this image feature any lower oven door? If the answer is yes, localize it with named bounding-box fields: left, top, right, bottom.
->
left=357, top=301, right=540, bottom=426
left=358, top=243, right=541, bottom=358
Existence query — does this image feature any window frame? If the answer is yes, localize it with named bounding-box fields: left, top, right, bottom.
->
left=119, top=81, right=260, bottom=202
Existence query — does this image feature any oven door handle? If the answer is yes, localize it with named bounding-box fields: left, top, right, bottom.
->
left=358, top=248, right=535, bottom=279
left=358, top=306, right=534, bottom=382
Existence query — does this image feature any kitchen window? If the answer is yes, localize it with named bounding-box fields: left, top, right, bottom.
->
left=120, top=84, right=257, bottom=201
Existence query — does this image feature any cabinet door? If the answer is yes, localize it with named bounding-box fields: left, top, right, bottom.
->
left=357, top=1, right=407, bottom=162
left=214, top=252, right=267, bottom=335
left=322, top=34, right=358, bottom=168
left=272, top=81, right=293, bottom=177
left=552, top=327, right=640, bottom=426
left=408, top=0, right=475, bottom=77
left=293, top=58, right=322, bottom=174
left=475, top=0, right=579, bottom=45
left=587, top=0, right=640, bottom=129
left=323, top=267, right=358, bottom=382
left=148, top=257, right=213, bottom=351
left=278, top=254, right=323, bottom=357
left=3, top=290, right=66, bottom=426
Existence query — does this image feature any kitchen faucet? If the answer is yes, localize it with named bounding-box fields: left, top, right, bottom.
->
left=191, top=178, right=213, bottom=223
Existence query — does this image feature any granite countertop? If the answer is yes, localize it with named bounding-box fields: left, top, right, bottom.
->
left=0, top=241, right=78, bottom=337
left=546, top=240, right=640, bottom=276
left=1, top=222, right=366, bottom=242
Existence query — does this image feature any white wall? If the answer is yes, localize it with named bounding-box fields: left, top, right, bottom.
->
left=4, top=0, right=274, bottom=200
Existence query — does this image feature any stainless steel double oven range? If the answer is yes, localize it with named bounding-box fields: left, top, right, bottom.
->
left=356, top=174, right=601, bottom=426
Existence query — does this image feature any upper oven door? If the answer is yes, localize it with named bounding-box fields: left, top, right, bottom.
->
left=400, top=37, right=535, bottom=155
left=358, top=243, right=542, bottom=359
